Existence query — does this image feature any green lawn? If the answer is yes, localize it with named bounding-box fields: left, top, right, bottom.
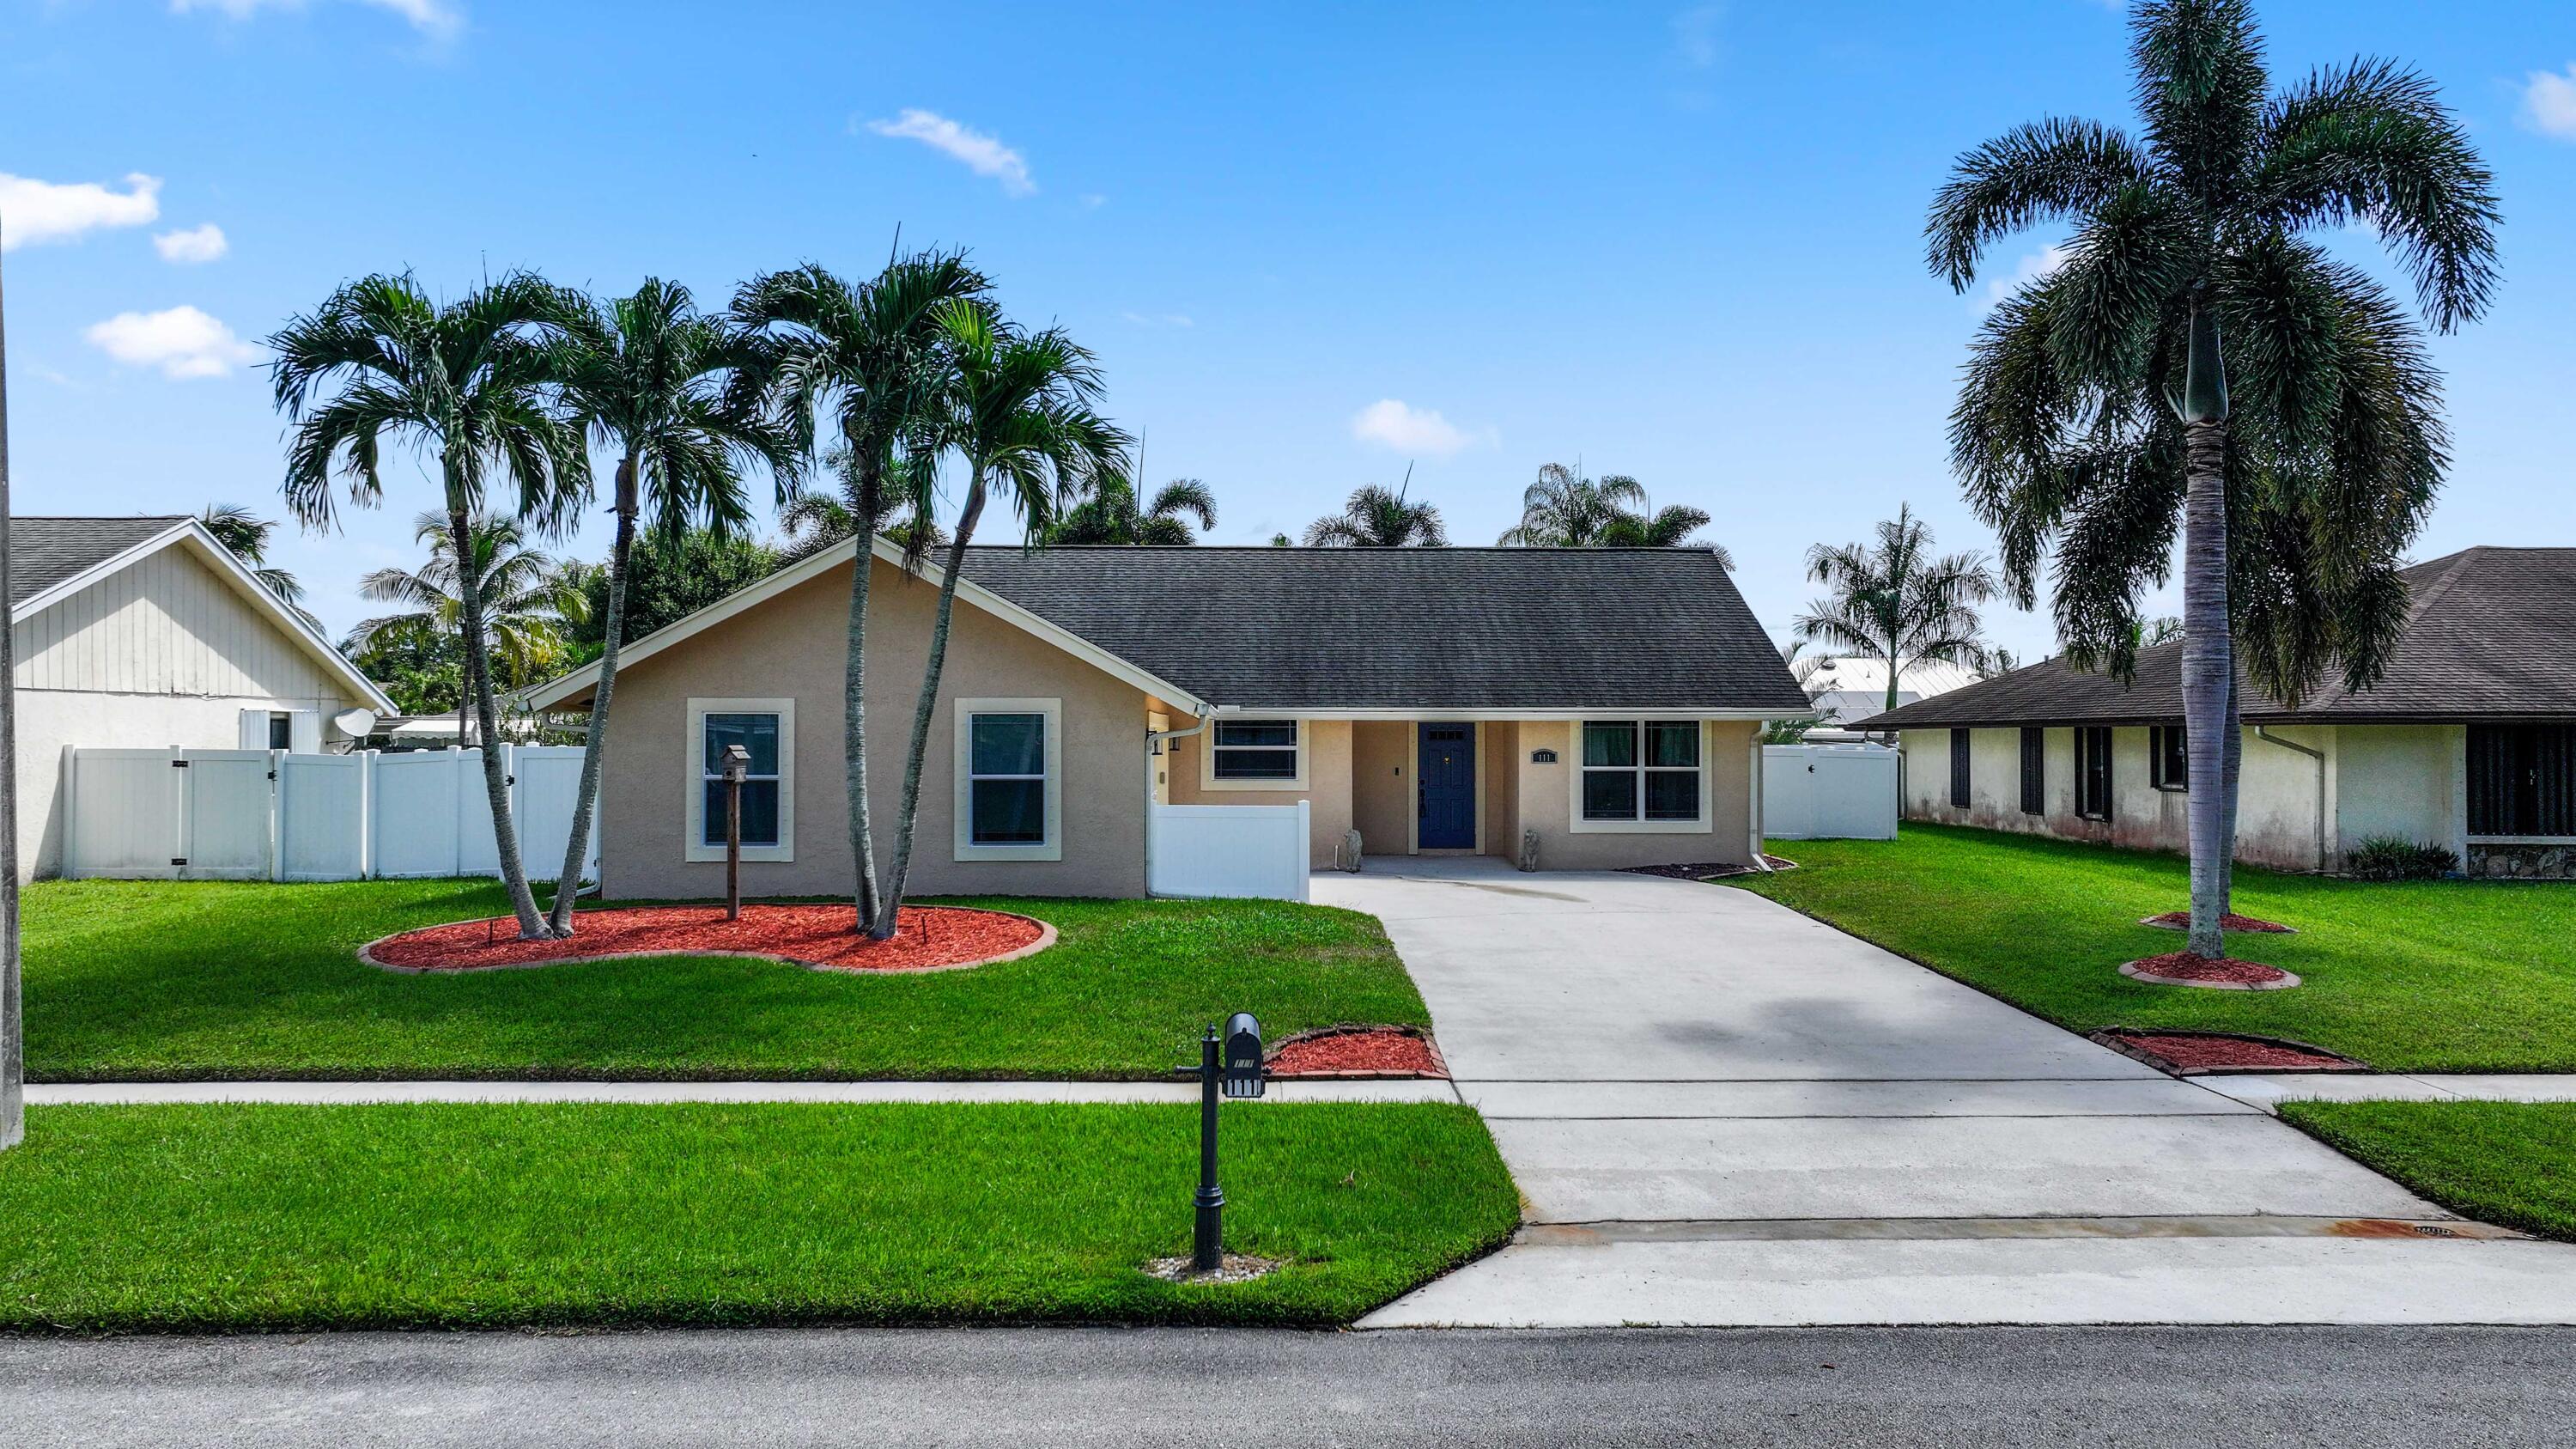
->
left=1730, top=825, right=2576, bottom=1072
left=2282, top=1101, right=2576, bottom=1243
left=25, top=879, right=1428, bottom=1080
left=0, top=1101, right=1519, bottom=1331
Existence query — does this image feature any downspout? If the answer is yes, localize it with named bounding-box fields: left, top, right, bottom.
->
left=1145, top=706, right=1218, bottom=897
left=2255, top=726, right=2328, bottom=874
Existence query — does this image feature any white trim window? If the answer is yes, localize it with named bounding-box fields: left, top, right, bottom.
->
left=954, top=697, right=1064, bottom=862
left=1571, top=719, right=1712, bottom=834
left=685, top=698, right=795, bottom=862
left=1201, top=717, right=1307, bottom=791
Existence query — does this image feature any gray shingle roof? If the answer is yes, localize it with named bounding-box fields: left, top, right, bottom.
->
left=9, top=516, right=190, bottom=608
left=954, top=545, right=1810, bottom=711
left=1860, top=547, right=2576, bottom=729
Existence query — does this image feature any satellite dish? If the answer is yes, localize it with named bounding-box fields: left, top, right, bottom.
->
left=333, top=708, right=379, bottom=739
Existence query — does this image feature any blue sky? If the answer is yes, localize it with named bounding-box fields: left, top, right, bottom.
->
left=5, top=0, right=2573, bottom=658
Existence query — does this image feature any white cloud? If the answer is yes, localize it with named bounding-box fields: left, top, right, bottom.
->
left=864, top=108, right=1036, bottom=196
left=1350, top=399, right=1488, bottom=459
left=170, top=0, right=462, bottom=39
left=1978, top=244, right=2072, bottom=311
left=1672, top=4, right=1723, bottom=69
left=0, top=173, right=162, bottom=252
left=84, top=306, right=262, bottom=380
left=154, top=222, right=229, bottom=265
left=2522, top=65, right=2576, bottom=141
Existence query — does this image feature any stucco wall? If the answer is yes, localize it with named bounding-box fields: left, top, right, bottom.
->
left=1897, top=722, right=2460, bottom=874
left=592, top=554, right=1150, bottom=900
left=1510, top=719, right=1759, bottom=871
left=1483, top=720, right=1522, bottom=858
left=1163, top=719, right=1352, bottom=867
left=1350, top=721, right=1409, bottom=857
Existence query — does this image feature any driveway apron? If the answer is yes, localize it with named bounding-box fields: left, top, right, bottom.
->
left=1314, top=857, right=2576, bottom=1327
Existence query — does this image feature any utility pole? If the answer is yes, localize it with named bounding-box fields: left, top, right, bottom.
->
left=1, top=214, right=24, bottom=1151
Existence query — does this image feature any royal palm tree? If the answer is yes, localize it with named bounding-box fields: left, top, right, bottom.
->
left=348, top=511, right=589, bottom=745
left=872, top=301, right=1129, bottom=941
left=271, top=272, right=589, bottom=938
left=1795, top=506, right=1998, bottom=716
left=1304, top=478, right=1446, bottom=547
left=1042, top=475, right=1215, bottom=545
left=539, top=279, right=795, bottom=936
left=1929, top=0, right=2497, bottom=959
left=199, top=504, right=306, bottom=607
left=729, top=254, right=990, bottom=928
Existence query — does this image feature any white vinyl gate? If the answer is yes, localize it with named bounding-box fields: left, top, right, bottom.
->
left=64, top=745, right=598, bottom=884
left=1762, top=744, right=1900, bottom=841
left=1146, top=801, right=1309, bottom=902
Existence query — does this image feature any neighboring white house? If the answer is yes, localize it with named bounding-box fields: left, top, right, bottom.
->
left=11, top=515, right=395, bottom=880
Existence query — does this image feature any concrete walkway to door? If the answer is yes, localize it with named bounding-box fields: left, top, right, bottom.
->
left=1313, top=857, right=2576, bottom=1327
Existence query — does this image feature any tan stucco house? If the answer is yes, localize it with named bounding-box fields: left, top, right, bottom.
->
left=1862, top=547, right=2576, bottom=880
left=523, top=539, right=1809, bottom=901
left=10, top=515, right=397, bottom=881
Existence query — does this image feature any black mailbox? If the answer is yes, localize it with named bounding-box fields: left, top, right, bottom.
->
left=1222, top=1013, right=1265, bottom=1099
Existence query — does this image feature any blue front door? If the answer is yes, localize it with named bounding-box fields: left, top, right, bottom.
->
left=1418, top=724, right=1475, bottom=849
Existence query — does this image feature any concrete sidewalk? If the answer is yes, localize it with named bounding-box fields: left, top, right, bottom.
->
left=24, top=1080, right=1458, bottom=1105
left=1313, top=857, right=2576, bottom=1327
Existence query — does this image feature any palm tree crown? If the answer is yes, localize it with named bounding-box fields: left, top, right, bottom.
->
left=349, top=511, right=588, bottom=694
left=1795, top=505, right=1999, bottom=715
left=1497, top=463, right=1727, bottom=563
left=777, top=447, right=950, bottom=561
left=1043, top=476, right=1217, bottom=545
left=1304, top=482, right=1446, bottom=547
left=198, top=503, right=304, bottom=607
left=1929, top=0, right=2496, bottom=698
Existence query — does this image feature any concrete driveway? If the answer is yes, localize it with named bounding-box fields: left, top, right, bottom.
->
left=1312, top=857, right=2576, bottom=1326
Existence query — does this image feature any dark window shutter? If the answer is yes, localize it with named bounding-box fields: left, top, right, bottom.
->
left=1950, top=730, right=1972, bottom=810
left=2020, top=728, right=2045, bottom=814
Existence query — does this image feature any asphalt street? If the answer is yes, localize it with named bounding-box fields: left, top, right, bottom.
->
left=4, top=1325, right=2573, bottom=1447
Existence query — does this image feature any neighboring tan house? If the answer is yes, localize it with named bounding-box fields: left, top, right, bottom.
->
left=524, top=539, right=1808, bottom=900
left=1859, top=546, right=2575, bottom=880
left=11, top=515, right=397, bottom=880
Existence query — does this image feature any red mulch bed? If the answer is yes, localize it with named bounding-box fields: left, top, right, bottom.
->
left=1266, top=1027, right=1448, bottom=1079
left=362, top=904, right=1048, bottom=974
left=2099, top=1030, right=2366, bottom=1075
left=2121, top=950, right=2296, bottom=989
left=2142, top=910, right=2296, bottom=934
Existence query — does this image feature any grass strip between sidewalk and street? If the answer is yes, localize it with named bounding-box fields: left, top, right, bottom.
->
left=24, top=878, right=1428, bottom=1081
left=2280, top=1100, right=2576, bottom=1244
left=0, top=1101, right=1521, bottom=1332
left=1728, top=825, right=2576, bottom=1072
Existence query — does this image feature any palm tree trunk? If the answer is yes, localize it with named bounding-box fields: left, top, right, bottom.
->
left=843, top=496, right=881, bottom=932
left=545, top=454, right=639, bottom=936
left=870, top=477, right=987, bottom=941
left=2179, top=417, right=2233, bottom=960
left=1884, top=648, right=1902, bottom=715
left=0, top=236, right=24, bottom=1152
left=447, top=500, right=548, bottom=938
left=2220, top=664, right=2243, bottom=902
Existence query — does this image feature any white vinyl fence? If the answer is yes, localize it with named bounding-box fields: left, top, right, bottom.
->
left=64, top=745, right=598, bottom=884
left=1146, top=800, right=1309, bottom=902
left=1763, top=744, right=1899, bottom=842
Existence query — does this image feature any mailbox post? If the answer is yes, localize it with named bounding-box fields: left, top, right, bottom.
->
left=1190, top=1012, right=1265, bottom=1271
left=720, top=743, right=751, bottom=922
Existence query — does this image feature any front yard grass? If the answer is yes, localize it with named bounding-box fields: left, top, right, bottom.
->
left=25, top=879, right=1427, bottom=1080
left=0, top=1101, right=1519, bottom=1331
left=1728, top=825, right=2576, bottom=1072
left=2281, top=1101, right=2576, bottom=1243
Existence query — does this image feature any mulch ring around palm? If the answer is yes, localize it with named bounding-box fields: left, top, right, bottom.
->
left=1265, top=1026, right=1449, bottom=1080
left=2093, top=1029, right=2366, bottom=1075
left=2117, top=950, right=2300, bottom=991
left=361, top=904, right=1054, bottom=975
left=1625, top=855, right=1800, bottom=881
left=2140, top=910, right=2298, bottom=935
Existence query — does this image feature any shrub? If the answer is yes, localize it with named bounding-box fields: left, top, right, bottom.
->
left=2346, top=835, right=2459, bottom=882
